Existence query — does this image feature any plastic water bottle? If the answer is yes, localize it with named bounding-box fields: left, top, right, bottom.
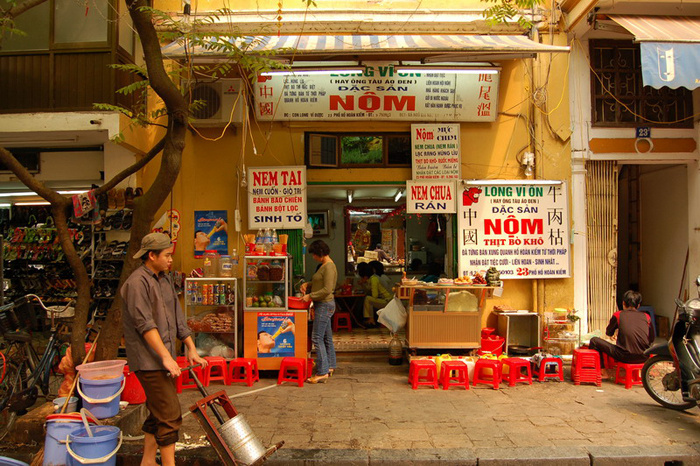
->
left=263, top=228, right=272, bottom=254
left=271, top=228, right=278, bottom=246
left=255, top=230, right=264, bottom=254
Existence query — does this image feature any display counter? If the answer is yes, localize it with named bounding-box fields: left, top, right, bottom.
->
left=243, top=255, right=307, bottom=370
left=400, top=284, right=495, bottom=352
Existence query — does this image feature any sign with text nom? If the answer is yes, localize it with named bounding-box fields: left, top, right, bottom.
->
left=254, top=63, right=499, bottom=122
left=411, top=123, right=461, bottom=180
left=457, top=182, right=570, bottom=279
left=248, top=166, right=307, bottom=229
left=406, top=181, right=457, bottom=214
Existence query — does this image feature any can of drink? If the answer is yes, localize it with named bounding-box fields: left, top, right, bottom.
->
left=213, top=284, right=220, bottom=303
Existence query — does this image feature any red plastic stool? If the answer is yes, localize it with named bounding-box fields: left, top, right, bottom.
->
left=229, top=358, right=259, bottom=387
left=203, top=356, right=230, bottom=386
left=408, top=359, right=438, bottom=389
left=278, top=357, right=306, bottom=387
left=571, top=348, right=601, bottom=387
left=175, top=356, right=204, bottom=393
left=537, top=357, right=564, bottom=382
left=332, top=311, right=353, bottom=332
left=615, top=362, right=644, bottom=389
left=603, top=353, right=618, bottom=370
left=473, top=358, right=502, bottom=389
left=439, top=360, right=470, bottom=390
left=502, top=358, right=532, bottom=387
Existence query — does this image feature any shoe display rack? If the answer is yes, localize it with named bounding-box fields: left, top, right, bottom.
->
left=3, top=218, right=90, bottom=305
left=90, top=208, right=132, bottom=319
left=184, top=277, right=238, bottom=358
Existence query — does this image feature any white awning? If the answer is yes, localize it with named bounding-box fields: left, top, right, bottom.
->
left=162, top=34, right=569, bottom=60
left=609, top=15, right=700, bottom=89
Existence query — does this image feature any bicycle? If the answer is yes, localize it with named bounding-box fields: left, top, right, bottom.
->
left=0, top=294, right=75, bottom=440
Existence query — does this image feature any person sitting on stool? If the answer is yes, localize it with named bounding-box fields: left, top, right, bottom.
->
left=589, top=290, right=655, bottom=376
left=357, top=262, right=392, bottom=327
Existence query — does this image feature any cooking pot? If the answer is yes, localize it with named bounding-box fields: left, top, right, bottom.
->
left=508, top=345, right=542, bottom=356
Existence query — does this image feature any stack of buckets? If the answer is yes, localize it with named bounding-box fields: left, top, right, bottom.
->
left=477, top=328, right=505, bottom=357
left=43, top=360, right=129, bottom=466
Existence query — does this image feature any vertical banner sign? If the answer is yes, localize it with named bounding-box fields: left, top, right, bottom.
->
left=248, top=166, right=307, bottom=229
left=457, top=182, right=570, bottom=279
left=406, top=180, right=457, bottom=213
left=411, top=124, right=461, bottom=180
left=257, top=312, right=296, bottom=358
left=194, top=210, right=228, bottom=258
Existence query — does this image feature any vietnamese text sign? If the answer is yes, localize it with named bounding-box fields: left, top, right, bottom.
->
left=248, top=166, right=307, bottom=229
left=411, top=124, right=461, bottom=179
left=254, top=63, right=499, bottom=122
left=406, top=181, right=457, bottom=213
left=457, top=182, right=570, bottom=279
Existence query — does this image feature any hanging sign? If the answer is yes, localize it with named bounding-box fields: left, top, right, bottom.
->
left=406, top=181, right=457, bottom=213
left=411, top=123, right=461, bottom=180
left=457, top=182, right=570, bottom=279
left=248, top=166, right=307, bottom=229
left=254, top=63, right=499, bottom=122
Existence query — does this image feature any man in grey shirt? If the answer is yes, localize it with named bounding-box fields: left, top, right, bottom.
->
left=121, top=232, right=207, bottom=466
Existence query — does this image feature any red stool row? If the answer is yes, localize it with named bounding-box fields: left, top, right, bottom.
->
left=408, top=357, right=534, bottom=390
left=175, top=357, right=260, bottom=392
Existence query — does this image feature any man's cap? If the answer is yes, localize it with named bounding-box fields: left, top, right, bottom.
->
left=133, top=232, right=172, bottom=259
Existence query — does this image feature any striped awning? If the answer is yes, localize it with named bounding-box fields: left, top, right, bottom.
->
left=161, top=34, right=569, bottom=59
left=609, top=16, right=700, bottom=89
left=610, top=15, right=700, bottom=43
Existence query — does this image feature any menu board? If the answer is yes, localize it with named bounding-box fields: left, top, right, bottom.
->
left=248, top=166, right=307, bottom=229
left=457, top=182, right=570, bottom=279
left=411, top=123, right=461, bottom=180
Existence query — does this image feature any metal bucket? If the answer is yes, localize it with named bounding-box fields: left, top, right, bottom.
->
left=217, top=413, right=267, bottom=465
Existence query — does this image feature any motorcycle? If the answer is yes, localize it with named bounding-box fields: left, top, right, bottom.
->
left=642, top=276, right=700, bottom=411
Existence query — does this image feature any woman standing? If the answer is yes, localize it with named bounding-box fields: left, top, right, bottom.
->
left=301, top=240, right=337, bottom=383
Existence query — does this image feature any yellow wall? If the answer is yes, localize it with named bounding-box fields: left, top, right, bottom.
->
left=135, top=37, right=575, bottom=318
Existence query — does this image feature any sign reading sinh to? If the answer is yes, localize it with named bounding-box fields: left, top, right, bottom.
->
left=457, top=182, right=570, bottom=279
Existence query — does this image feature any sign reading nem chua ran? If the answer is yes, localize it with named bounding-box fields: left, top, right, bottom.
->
left=457, top=182, right=570, bottom=279
left=248, top=166, right=307, bottom=229
left=254, top=63, right=499, bottom=122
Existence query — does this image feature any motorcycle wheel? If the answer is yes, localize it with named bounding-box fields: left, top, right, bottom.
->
left=642, top=355, right=696, bottom=411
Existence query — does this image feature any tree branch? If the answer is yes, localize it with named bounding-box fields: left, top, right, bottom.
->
left=95, top=136, right=166, bottom=196
left=0, top=147, right=68, bottom=206
left=3, top=0, right=47, bottom=19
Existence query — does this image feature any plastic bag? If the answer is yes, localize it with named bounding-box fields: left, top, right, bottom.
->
left=377, top=296, right=407, bottom=333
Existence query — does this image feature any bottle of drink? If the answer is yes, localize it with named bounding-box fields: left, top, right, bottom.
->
left=271, top=228, right=278, bottom=246
left=255, top=231, right=264, bottom=254
left=263, top=228, right=272, bottom=254
left=270, top=318, right=291, bottom=339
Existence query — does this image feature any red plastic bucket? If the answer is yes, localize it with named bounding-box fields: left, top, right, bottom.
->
left=479, top=335, right=505, bottom=356
left=121, top=365, right=145, bottom=404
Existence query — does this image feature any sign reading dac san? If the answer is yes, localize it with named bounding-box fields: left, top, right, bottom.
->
left=248, top=166, right=307, bottom=229
left=457, top=182, right=570, bottom=279
left=406, top=181, right=457, bottom=214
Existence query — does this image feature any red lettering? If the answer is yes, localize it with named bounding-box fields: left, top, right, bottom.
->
left=330, top=95, right=354, bottom=110
left=253, top=171, right=278, bottom=186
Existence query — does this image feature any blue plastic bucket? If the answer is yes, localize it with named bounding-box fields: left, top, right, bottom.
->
left=66, top=426, right=121, bottom=466
left=77, top=375, right=124, bottom=419
left=44, top=413, right=97, bottom=466
left=0, top=457, right=28, bottom=466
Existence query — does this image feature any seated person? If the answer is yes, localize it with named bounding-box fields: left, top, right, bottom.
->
left=357, top=262, right=392, bottom=326
left=373, top=244, right=392, bottom=263
left=368, top=260, right=393, bottom=292
left=420, top=262, right=443, bottom=283
left=589, top=290, right=655, bottom=375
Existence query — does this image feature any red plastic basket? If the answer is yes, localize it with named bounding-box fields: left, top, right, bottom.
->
left=287, top=297, right=311, bottom=310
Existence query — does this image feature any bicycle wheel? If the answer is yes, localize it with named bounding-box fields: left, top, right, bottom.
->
left=0, top=360, right=22, bottom=441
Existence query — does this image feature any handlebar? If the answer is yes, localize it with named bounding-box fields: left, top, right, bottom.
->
left=0, top=294, right=75, bottom=316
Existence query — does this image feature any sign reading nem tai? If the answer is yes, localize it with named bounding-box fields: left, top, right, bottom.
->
left=248, top=166, right=307, bottom=229
left=254, top=62, right=499, bottom=122
left=457, top=182, right=570, bottom=279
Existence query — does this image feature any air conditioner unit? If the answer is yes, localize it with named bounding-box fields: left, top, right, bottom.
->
left=186, top=78, right=246, bottom=127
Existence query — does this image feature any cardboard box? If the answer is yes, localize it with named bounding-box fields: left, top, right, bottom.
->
left=655, top=315, right=670, bottom=339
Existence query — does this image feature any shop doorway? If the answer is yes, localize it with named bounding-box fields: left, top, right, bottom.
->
left=616, top=163, right=688, bottom=336
left=586, top=161, right=688, bottom=336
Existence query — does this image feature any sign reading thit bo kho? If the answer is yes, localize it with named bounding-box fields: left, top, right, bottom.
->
left=254, top=63, right=499, bottom=122
left=248, top=166, right=307, bottom=229
left=457, top=182, right=570, bottom=279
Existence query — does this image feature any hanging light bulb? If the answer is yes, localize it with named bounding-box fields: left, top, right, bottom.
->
left=347, top=189, right=354, bottom=203
left=240, top=164, right=248, bottom=188
left=436, top=215, right=442, bottom=232
left=522, top=151, right=535, bottom=178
